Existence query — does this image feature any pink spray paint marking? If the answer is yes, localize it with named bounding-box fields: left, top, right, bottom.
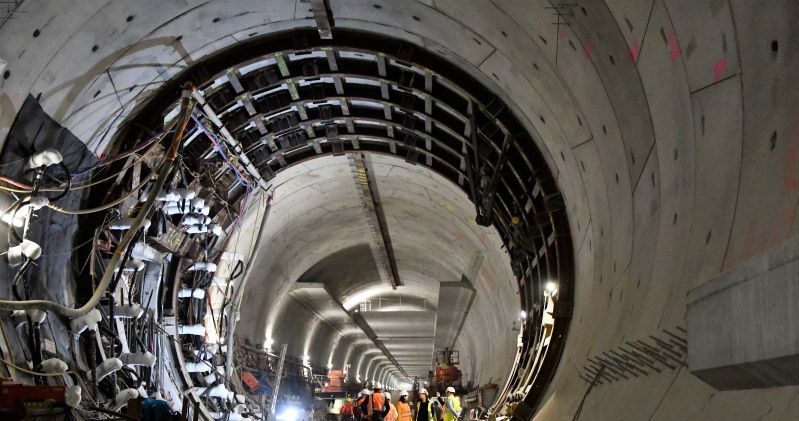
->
left=582, top=39, right=594, bottom=62
left=713, top=58, right=727, bottom=81
left=667, top=31, right=681, bottom=62
left=724, top=209, right=797, bottom=270
left=627, top=42, right=641, bottom=63
left=558, top=30, right=566, bottom=40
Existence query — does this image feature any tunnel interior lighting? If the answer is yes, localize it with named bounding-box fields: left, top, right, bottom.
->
left=277, top=407, right=302, bottom=421
left=519, top=310, right=527, bottom=320
left=544, top=281, right=559, bottom=296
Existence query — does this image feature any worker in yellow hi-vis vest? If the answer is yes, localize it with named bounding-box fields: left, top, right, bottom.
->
left=440, top=387, right=461, bottom=421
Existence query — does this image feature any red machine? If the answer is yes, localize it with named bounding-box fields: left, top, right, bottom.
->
left=0, top=382, right=67, bottom=421
left=433, top=349, right=462, bottom=388
left=323, top=369, right=346, bottom=393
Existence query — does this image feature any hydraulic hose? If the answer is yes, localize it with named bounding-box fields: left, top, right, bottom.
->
left=0, top=83, right=195, bottom=317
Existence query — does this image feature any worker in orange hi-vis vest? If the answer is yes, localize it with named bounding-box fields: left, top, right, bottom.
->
left=367, top=382, right=389, bottom=421
left=383, top=392, right=398, bottom=421
left=396, top=391, right=412, bottom=421
left=341, top=397, right=356, bottom=421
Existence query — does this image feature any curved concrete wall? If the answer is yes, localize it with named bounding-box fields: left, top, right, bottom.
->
left=231, top=154, right=517, bottom=387
left=1, top=0, right=798, bottom=418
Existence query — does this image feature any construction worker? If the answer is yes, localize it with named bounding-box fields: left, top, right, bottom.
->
left=415, top=389, right=435, bottom=421
left=396, top=391, right=412, bottom=421
left=431, top=391, right=443, bottom=421
left=367, top=382, right=389, bottom=421
left=357, top=389, right=371, bottom=421
left=341, top=397, right=356, bottom=421
left=383, top=392, right=398, bottom=421
left=440, top=387, right=461, bottom=421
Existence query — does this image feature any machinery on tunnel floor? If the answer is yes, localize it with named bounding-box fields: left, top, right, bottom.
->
left=431, top=349, right=462, bottom=392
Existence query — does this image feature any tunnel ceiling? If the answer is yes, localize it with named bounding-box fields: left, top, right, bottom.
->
left=229, top=153, right=521, bottom=384
left=2, top=1, right=798, bottom=420
left=115, top=29, right=574, bottom=391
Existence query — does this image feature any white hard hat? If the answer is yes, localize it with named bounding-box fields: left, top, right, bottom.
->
left=419, top=388, right=428, bottom=395
left=375, top=382, right=383, bottom=389
left=384, top=392, right=391, bottom=400
left=360, top=389, right=371, bottom=396
left=399, top=390, right=409, bottom=397
left=445, top=387, right=456, bottom=394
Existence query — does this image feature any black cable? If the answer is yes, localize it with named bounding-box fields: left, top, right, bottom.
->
left=109, top=228, right=143, bottom=294
left=48, top=161, right=72, bottom=202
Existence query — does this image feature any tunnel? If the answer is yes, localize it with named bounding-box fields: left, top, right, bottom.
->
left=0, top=1, right=797, bottom=420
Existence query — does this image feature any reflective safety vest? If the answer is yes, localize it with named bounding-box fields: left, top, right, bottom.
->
left=384, top=403, right=398, bottom=421
left=341, top=403, right=355, bottom=417
left=368, top=392, right=386, bottom=416
left=415, top=400, right=434, bottom=421
left=396, top=402, right=412, bottom=421
left=441, top=396, right=461, bottom=421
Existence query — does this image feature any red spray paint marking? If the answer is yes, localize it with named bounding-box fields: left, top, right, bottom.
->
left=724, top=105, right=799, bottom=270
left=582, top=39, right=594, bottom=62
left=667, top=31, right=681, bottom=62
left=713, top=58, right=727, bottom=81
left=558, top=30, right=566, bottom=40
left=627, top=42, right=641, bottom=63
left=724, top=208, right=796, bottom=270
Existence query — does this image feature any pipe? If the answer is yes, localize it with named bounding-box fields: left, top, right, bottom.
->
left=0, top=83, right=194, bottom=316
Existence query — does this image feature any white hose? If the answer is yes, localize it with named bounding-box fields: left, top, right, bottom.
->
left=26, top=149, right=63, bottom=168
left=65, top=385, right=82, bottom=408
left=186, top=361, right=213, bottom=373
left=8, top=239, right=42, bottom=266
left=188, top=262, right=217, bottom=272
left=178, top=324, right=206, bottom=336
left=113, top=388, right=139, bottom=411
left=178, top=288, right=206, bottom=299
left=119, top=351, right=156, bottom=367
left=113, top=304, right=144, bottom=319
left=40, top=358, right=68, bottom=374
left=93, top=358, right=123, bottom=382
left=70, top=309, right=102, bottom=335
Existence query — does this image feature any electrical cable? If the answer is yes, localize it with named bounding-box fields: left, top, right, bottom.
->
left=46, top=174, right=151, bottom=215
left=191, top=115, right=253, bottom=189
left=0, top=356, right=97, bottom=404
left=72, top=128, right=174, bottom=177
left=48, top=161, right=72, bottom=201
left=0, top=124, right=173, bottom=195
left=0, top=84, right=196, bottom=317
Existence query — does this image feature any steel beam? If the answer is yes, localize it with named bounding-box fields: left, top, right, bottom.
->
left=348, top=152, right=402, bottom=288
left=309, top=0, right=334, bottom=39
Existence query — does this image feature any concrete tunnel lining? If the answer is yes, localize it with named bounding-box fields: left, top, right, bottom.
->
left=0, top=0, right=798, bottom=419
left=229, top=153, right=520, bottom=386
